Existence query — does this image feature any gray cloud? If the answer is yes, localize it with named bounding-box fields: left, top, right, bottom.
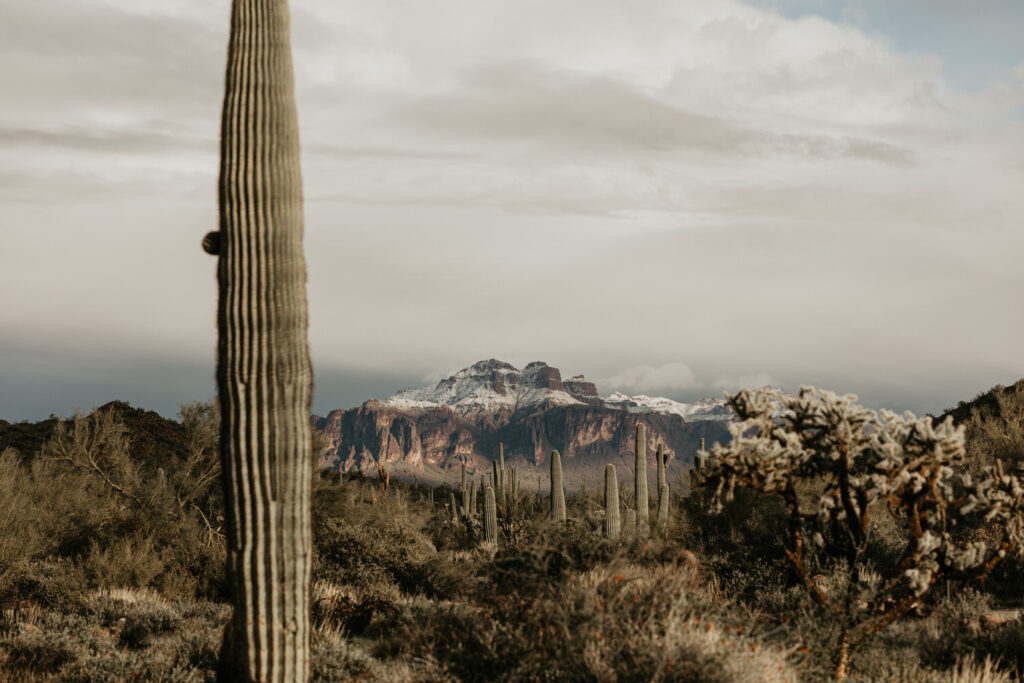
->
left=2, top=0, right=1022, bottom=422
left=0, top=124, right=212, bottom=155
left=379, top=62, right=917, bottom=165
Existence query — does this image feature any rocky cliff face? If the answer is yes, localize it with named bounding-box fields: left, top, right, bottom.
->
left=314, top=360, right=733, bottom=477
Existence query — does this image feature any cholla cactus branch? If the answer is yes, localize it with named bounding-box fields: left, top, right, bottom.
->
left=697, top=386, right=1024, bottom=680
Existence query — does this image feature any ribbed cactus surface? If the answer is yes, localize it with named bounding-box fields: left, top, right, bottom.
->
left=484, top=485, right=497, bottom=544
left=212, top=0, right=312, bottom=679
left=623, top=508, right=637, bottom=541
left=604, top=464, right=620, bottom=540
left=635, top=424, right=649, bottom=537
left=550, top=450, right=566, bottom=522
left=657, top=482, right=670, bottom=528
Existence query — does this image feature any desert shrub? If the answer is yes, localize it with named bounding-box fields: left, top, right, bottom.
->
left=695, top=387, right=1024, bottom=679
left=84, top=588, right=182, bottom=649
left=1, top=626, right=82, bottom=674
left=314, top=516, right=440, bottom=595
left=82, top=535, right=167, bottom=591
left=312, top=580, right=402, bottom=635
left=481, top=519, right=624, bottom=599
left=8, top=559, right=88, bottom=612
left=970, top=620, right=1024, bottom=676
left=963, top=383, right=1024, bottom=471
left=0, top=593, right=227, bottom=682
left=313, top=622, right=450, bottom=682
left=377, top=560, right=796, bottom=682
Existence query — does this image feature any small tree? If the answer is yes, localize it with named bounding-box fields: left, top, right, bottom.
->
left=696, top=387, right=1024, bottom=680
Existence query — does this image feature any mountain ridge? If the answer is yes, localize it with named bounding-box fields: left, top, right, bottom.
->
left=379, top=358, right=733, bottom=421
left=314, top=359, right=737, bottom=482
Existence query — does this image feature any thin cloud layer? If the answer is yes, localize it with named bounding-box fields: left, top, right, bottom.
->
left=1, top=0, right=1022, bottom=420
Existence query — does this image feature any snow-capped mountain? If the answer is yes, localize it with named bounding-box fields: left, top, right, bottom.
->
left=383, top=359, right=732, bottom=421
left=603, top=392, right=733, bottom=422
left=385, top=360, right=586, bottom=415
left=315, top=360, right=741, bottom=479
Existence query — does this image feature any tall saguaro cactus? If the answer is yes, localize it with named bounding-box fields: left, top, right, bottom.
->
left=550, top=449, right=566, bottom=522
left=635, top=424, right=649, bottom=537
left=206, top=0, right=312, bottom=680
left=657, top=483, right=670, bottom=529
left=604, top=464, right=620, bottom=540
left=484, top=485, right=498, bottom=545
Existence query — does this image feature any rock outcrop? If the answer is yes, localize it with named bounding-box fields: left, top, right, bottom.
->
left=314, top=360, right=732, bottom=477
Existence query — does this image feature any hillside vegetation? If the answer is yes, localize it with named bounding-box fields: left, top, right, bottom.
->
left=1, top=384, right=1023, bottom=681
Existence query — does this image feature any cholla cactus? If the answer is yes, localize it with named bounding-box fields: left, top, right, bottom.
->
left=698, top=386, right=1024, bottom=680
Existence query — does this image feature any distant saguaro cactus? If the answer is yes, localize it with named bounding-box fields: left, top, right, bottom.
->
left=623, top=508, right=637, bottom=541
left=657, top=482, right=670, bottom=528
left=635, top=424, right=649, bottom=537
left=484, top=485, right=497, bottom=544
left=208, top=0, right=312, bottom=679
left=656, top=444, right=666, bottom=499
left=604, top=464, right=620, bottom=540
left=497, top=440, right=505, bottom=483
left=550, top=450, right=566, bottom=522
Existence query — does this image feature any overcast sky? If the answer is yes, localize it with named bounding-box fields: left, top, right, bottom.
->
left=2, top=0, right=1023, bottom=422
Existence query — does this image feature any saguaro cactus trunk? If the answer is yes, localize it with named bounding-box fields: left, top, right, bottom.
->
left=210, top=0, right=312, bottom=679
left=635, top=424, right=649, bottom=537
left=657, top=482, right=670, bottom=529
left=484, top=485, right=498, bottom=544
left=550, top=450, right=566, bottom=522
left=604, top=464, right=620, bottom=540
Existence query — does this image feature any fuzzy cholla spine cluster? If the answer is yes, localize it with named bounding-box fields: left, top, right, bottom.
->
left=699, top=386, right=1024, bottom=676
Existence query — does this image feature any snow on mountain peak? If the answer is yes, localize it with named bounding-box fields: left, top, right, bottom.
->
left=385, top=360, right=584, bottom=415
left=383, top=360, right=741, bottom=421
left=603, top=392, right=733, bottom=421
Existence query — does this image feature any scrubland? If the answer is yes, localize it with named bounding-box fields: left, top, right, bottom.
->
left=2, top=385, right=1024, bottom=681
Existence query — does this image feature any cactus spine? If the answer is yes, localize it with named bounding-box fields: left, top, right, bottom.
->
left=550, top=449, right=566, bottom=522
left=604, top=464, right=620, bottom=540
left=210, top=0, right=312, bottom=678
left=484, top=485, right=497, bottom=544
left=635, top=424, right=649, bottom=537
